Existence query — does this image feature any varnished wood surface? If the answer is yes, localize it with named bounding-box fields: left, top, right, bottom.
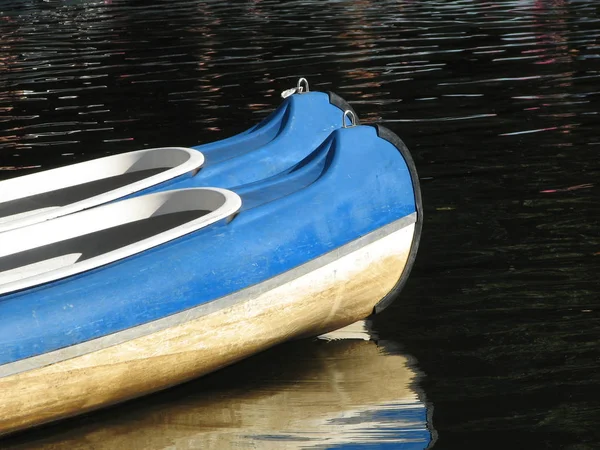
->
left=0, top=224, right=414, bottom=436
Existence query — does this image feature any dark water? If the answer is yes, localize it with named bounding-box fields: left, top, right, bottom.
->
left=1, top=0, right=599, bottom=448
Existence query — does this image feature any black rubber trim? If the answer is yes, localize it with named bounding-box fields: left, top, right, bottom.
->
left=327, top=91, right=361, bottom=125
left=371, top=124, right=423, bottom=314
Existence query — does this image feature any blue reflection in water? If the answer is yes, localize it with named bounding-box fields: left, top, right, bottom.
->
left=252, top=401, right=429, bottom=449
left=236, top=322, right=433, bottom=450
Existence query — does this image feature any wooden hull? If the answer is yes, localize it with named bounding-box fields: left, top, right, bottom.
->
left=0, top=222, right=414, bottom=436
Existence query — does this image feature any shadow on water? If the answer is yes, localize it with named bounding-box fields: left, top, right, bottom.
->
left=1, top=0, right=599, bottom=448
left=2, top=324, right=434, bottom=449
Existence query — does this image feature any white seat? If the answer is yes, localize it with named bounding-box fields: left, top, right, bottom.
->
left=0, top=147, right=205, bottom=232
left=0, top=187, right=241, bottom=295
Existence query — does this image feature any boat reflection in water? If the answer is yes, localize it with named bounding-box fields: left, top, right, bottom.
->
left=7, top=321, right=433, bottom=449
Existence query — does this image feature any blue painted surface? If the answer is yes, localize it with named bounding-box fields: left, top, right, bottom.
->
left=136, top=91, right=350, bottom=196
left=0, top=126, right=417, bottom=365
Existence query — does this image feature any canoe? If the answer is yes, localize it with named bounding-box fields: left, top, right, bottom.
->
left=0, top=122, right=422, bottom=435
left=0, top=80, right=355, bottom=233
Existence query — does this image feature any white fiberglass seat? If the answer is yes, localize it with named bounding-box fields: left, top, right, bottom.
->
left=0, top=187, right=240, bottom=294
left=0, top=147, right=205, bottom=232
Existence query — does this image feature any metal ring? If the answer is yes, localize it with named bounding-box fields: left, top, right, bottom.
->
left=297, top=77, right=309, bottom=93
left=342, top=110, right=357, bottom=128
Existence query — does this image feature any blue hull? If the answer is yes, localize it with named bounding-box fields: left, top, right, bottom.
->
left=1, top=123, right=421, bottom=366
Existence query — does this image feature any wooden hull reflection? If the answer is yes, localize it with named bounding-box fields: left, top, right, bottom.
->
left=3, top=337, right=433, bottom=449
